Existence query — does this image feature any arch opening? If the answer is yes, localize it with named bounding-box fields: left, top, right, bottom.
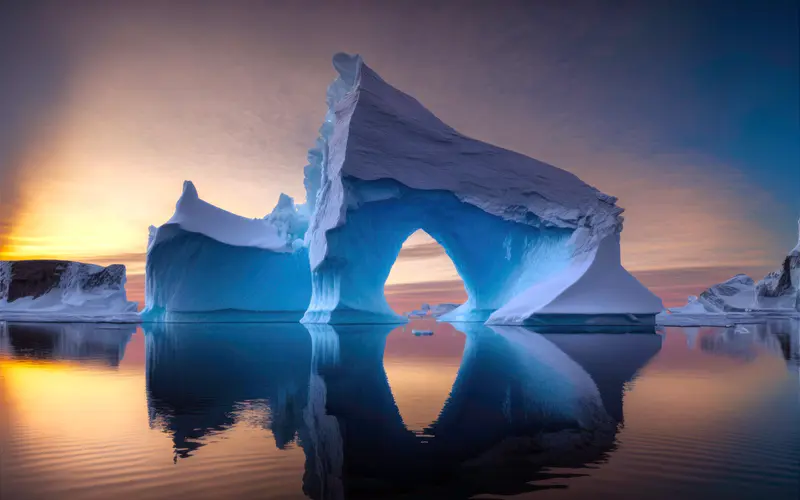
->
left=384, top=230, right=466, bottom=319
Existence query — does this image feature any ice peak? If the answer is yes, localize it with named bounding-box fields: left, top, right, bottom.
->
left=181, top=180, right=199, bottom=201
left=331, top=52, right=362, bottom=87
left=273, top=193, right=296, bottom=212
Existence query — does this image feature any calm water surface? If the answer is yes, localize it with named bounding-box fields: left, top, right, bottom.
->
left=0, top=319, right=798, bottom=499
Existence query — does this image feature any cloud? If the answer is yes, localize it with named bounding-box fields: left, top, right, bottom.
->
left=397, top=243, right=447, bottom=261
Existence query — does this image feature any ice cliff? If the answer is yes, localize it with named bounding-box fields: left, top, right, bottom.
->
left=142, top=181, right=311, bottom=322
left=660, top=219, right=800, bottom=326
left=0, top=260, right=138, bottom=322
left=301, top=52, right=662, bottom=325
left=755, top=221, right=800, bottom=310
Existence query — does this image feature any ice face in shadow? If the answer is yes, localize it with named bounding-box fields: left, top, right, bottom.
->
left=143, top=181, right=312, bottom=322
left=1, top=322, right=135, bottom=367
left=302, top=53, right=661, bottom=325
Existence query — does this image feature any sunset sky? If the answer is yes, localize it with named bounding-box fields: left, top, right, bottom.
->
left=1, top=0, right=798, bottom=308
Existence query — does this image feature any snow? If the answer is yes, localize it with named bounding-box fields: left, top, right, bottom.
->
left=0, top=261, right=139, bottom=323
left=148, top=181, right=293, bottom=253
left=672, top=274, right=758, bottom=313
left=302, top=53, right=651, bottom=325
left=142, top=181, right=311, bottom=322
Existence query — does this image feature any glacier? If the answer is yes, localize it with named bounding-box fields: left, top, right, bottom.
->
left=142, top=181, right=312, bottom=322
left=301, top=52, right=662, bottom=325
left=0, top=260, right=139, bottom=322
left=658, top=219, right=800, bottom=326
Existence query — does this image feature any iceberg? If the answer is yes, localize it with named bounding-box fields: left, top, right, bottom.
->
left=405, top=303, right=460, bottom=318
left=430, top=303, right=459, bottom=317
left=301, top=53, right=662, bottom=325
left=755, top=222, right=800, bottom=310
left=405, top=303, right=430, bottom=318
left=659, top=219, right=800, bottom=326
left=0, top=260, right=139, bottom=322
left=681, top=274, right=757, bottom=313
left=142, top=181, right=312, bottom=322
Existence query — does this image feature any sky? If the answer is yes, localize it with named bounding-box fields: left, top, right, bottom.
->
left=0, top=0, right=798, bottom=308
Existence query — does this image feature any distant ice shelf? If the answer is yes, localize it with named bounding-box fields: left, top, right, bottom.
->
left=405, top=303, right=460, bottom=318
left=0, top=260, right=139, bottom=323
left=658, top=219, right=800, bottom=326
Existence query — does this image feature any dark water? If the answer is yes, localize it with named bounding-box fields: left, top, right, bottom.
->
left=0, top=319, right=798, bottom=500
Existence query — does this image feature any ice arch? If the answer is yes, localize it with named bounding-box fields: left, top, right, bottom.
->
left=301, top=53, right=662, bottom=325
left=384, top=230, right=465, bottom=316
left=304, top=178, right=573, bottom=323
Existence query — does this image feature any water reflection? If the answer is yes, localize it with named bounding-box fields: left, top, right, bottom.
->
left=144, top=323, right=312, bottom=459
left=677, top=319, right=800, bottom=371
left=142, top=322, right=664, bottom=499
left=2, top=320, right=797, bottom=499
left=0, top=321, right=134, bottom=366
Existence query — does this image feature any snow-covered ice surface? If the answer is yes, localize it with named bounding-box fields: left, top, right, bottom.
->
left=659, top=219, right=800, bottom=326
left=0, top=260, right=139, bottom=323
left=302, top=53, right=661, bottom=325
left=142, top=181, right=311, bottom=322
left=150, top=181, right=292, bottom=252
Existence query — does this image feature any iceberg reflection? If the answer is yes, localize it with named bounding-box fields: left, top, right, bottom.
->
left=0, top=321, right=134, bottom=367
left=144, top=323, right=312, bottom=458
left=143, top=322, right=664, bottom=498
